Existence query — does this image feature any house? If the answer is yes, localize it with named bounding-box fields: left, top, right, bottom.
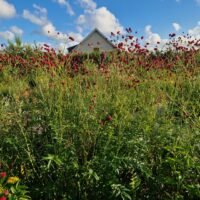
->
left=68, top=28, right=116, bottom=53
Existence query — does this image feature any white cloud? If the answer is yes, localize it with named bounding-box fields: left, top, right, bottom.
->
left=10, top=26, right=23, bottom=36
left=33, top=4, right=47, bottom=15
left=195, top=0, right=200, bottom=5
left=23, top=9, right=48, bottom=26
left=188, top=22, right=200, bottom=38
left=0, top=31, right=15, bottom=40
left=54, top=0, right=75, bottom=16
left=145, top=25, right=161, bottom=44
left=0, top=0, right=16, bottom=19
left=22, top=4, right=83, bottom=45
left=0, top=26, right=23, bottom=40
left=41, top=22, right=68, bottom=41
left=79, top=0, right=97, bottom=10
left=76, top=6, right=124, bottom=35
left=172, top=22, right=181, bottom=31
left=144, top=25, right=169, bottom=51
left=143, top=22, right=200, bottom=52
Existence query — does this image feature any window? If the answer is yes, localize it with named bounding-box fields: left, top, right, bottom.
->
left=93, top=47, right=100, bottom=52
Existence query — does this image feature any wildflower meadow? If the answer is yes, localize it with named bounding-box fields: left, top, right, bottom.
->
left=0, top=31, right=200, bottom=200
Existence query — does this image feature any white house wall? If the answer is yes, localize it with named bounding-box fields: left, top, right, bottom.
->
left=75, top=31, right=114, bottom=53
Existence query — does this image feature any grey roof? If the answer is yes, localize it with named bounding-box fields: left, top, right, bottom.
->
left=68, top=44, right=78, bottom=53
left=67, top=28, right=115, bottom=52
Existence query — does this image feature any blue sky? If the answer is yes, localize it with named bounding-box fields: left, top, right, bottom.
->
left=1, top=0, right=200, bottom=49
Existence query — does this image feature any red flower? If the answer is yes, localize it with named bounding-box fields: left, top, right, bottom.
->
left=111, top=32, right=115, bottom=36
left=106, top=115, right=112, bottom=122
left=69, top=36, right=74, bottom=41
left=118, top=42, right=123, bottom=49
left=89, top=105, right=93, bottom=111
left=3, top=190, right=9, bottom=196
left=43, top=44, right=49, bottom=48
left=0, top=196, right=6, bottom=200
left=169, top=33, right=176, bottom=38
left=135, top=44, right=140, bottom=49
left=129, top=36, right=134, bottom=40
left=0, top=172, right=6, bottom=178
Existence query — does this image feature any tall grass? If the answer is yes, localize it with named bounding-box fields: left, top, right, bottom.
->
left=0, top=56, right=199, bottom=199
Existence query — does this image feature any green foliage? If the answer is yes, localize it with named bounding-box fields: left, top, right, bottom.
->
left=0, top=47, right=200, bottom=199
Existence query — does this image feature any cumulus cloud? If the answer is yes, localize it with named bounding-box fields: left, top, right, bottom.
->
left=0, top=26, right=23, bottom=40
left=22, top=4, right=83, bottom=44
left=145, top=25, right=161, bottom=44
left=0, top=0, right=16, bottom=19
left=172, top=22, right=181, bottom=31
left=76, top=6, right=124, bottom=35
left=54, top=0, right=75, bottom=16
left=10, top=26, right=23, bottom=36
left=0, top=31, right=15, bottom=40
left=188, top=21, right=200, bottom=38
left=23, top=9, right=48, bottom=26
left=144, top=25, right=169, bottom=51
left=33, top=4, right=48, bottom=15
left=79, top=0, right=97, bottom=10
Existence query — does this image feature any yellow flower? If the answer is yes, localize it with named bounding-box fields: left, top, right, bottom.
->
left=7, top=176, right=20, bottom=184
left=0, top=185, right=4, bottom=193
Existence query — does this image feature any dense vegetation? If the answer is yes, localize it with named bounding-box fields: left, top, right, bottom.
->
left=0, top=34, right=200, bottom=199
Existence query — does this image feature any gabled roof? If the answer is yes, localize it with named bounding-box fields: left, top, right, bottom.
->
left=67, top=45, right=77, bottom=52
left=68, top=28, right=115, bottom=52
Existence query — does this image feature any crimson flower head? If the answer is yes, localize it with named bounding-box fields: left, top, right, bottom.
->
left=111, top=32, right=115, bottom=36
left=117, top=31, right=120, bottom=35
left=129, top=36, right=134, bottom=40
left=169, top=33, right=176, bottom=38
left=0, top=172, right=6, bottom=178
left=118, top=42, right=123, bottom=48
left=106, top=115, right=112, bottom=122
left=135, top=44, right=140, bottom=49
left=69, top=36, right=74, bottom=41
left=3, top=190, right=9, bottom=196
left=0, top=196, right=6, bottom=200
left=44, top=44, right=49, bottom=48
